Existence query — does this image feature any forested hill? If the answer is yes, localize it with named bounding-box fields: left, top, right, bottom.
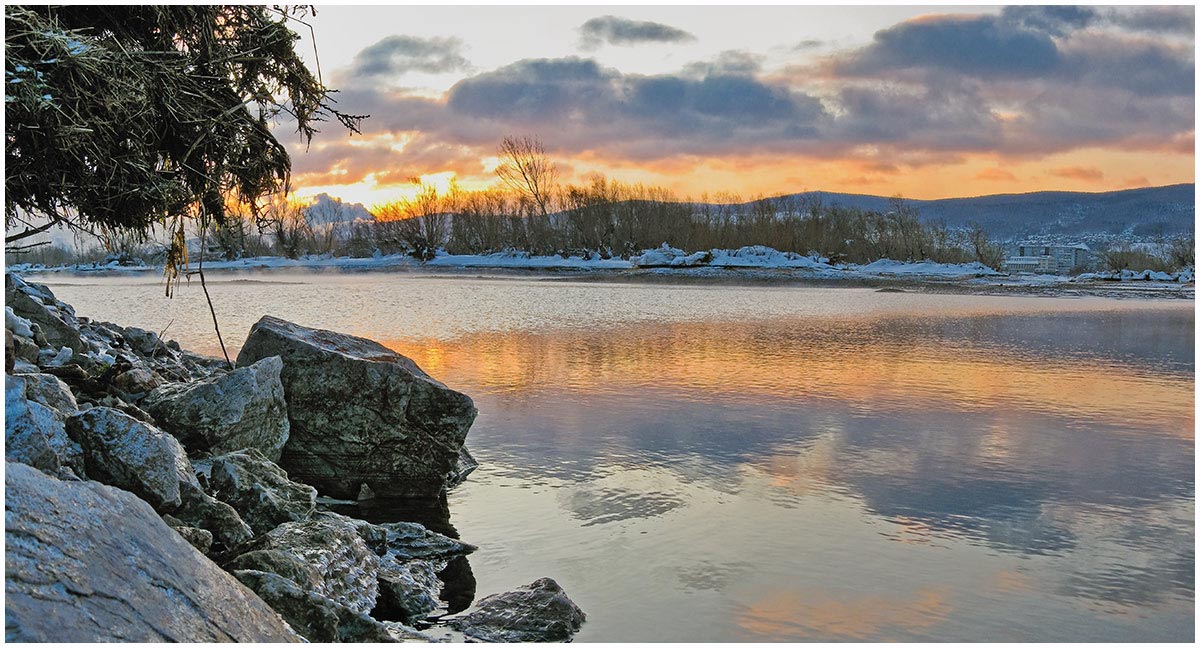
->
left=752, top=183, right=1194, bottom=240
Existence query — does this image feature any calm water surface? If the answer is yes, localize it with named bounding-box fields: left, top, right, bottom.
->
left=39, top=271, right=1194, bottom=642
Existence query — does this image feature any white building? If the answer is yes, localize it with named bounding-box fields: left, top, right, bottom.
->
left=1004, top=244, right=1091, bottom=275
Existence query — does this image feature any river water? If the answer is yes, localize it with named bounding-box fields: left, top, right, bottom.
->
left=37, top=271, right=1194, bottom=642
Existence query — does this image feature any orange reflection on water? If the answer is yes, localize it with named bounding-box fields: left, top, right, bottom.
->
left=736, top=585, right=954, bottom=640
left=383, top=317, right=1193, bottom=438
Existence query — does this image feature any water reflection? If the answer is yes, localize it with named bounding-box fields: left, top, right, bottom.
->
left=382, top=309, right=1193, bottom=640
left=39, top=274, right=1195, bottom=641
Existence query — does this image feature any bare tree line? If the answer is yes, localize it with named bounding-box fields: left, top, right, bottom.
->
left=6, top=136, right=1194, bottom=273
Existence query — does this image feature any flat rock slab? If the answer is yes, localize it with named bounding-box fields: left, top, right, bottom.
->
left=4, top=462, right=299, bottom=642
left=237, top=316, right=477, bottom=499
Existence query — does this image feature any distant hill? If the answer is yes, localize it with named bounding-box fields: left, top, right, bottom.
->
left=749, top=184, right=1195, bottom=242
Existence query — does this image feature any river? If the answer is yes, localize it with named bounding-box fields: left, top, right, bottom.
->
left=35, top=270, right=1194, bottom=642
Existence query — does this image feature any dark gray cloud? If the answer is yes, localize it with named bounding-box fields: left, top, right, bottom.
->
left=1000, top=5, right=1096, bottom=37
left=345, top=35, right=470, bottom=80
left=1058, top=35, right=1194, bottom=97
left=831, top=12, right=1194, bottom=97
left=1103, top=6, right=1195, bottom=36
left=578, top=15, right=696, bottom=49
left=836, top=14, right=1060, bottom=78
left=681, top=50, right=763, bottom=77
left=439, top=57, right=826, bottom=159
left=297, top=10, right=1193, bottom=182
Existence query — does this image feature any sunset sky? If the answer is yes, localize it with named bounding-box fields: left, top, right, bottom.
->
left=283, top=5, right=1195, bottom=206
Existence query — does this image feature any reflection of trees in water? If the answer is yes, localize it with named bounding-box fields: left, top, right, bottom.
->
left=327, top=494, right=477, bottom=615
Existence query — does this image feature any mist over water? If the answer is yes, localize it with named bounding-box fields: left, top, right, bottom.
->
left=42, top=271, right=1194, bottom=641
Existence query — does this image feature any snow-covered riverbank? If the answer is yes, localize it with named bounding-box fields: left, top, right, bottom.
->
left=9, top=244, right=1194, bottom=295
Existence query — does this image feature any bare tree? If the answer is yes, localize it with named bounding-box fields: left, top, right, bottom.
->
left=496, top=136, right=558, bottom=217
left=966, top=221, right=1005, bottom=270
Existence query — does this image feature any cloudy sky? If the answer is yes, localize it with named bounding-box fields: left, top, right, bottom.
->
left=283, top=5, right=1195, bottom=205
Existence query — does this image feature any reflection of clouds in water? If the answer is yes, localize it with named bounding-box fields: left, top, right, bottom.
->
left=1045, top=499, right=1194, bottom=610
left=854, top=474, right=1079, bottom=556
left=735, top=586, right=954, bottom=640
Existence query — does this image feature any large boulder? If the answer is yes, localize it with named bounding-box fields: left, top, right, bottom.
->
left=450, top=578, right=586, bottom=642
left=4, top=462, right=300, bottom=642
left=5, top=374, right=84, bottom=476
left=237, top=316, right=477, bottom=499
left=198, top=448, right=317, bottom=535
left=64, top=407, right=197, bottom=512
left=143, top=356, right=289, bottom=460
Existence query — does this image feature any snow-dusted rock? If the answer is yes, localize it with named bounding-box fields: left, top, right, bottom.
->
left=5, top=273, right=85, bottom=352
left=369, top=520, right=476, bottom=623
left=64, top=406, right=199, bottom=512
left=6, top=305, right=34, bottom=338
left=5, top=462, right=300, bottom=642
left=257, top=512, right=382, bottom=615
left=232, top=570, right=403, bottom=643
left=631, top=243, right=711, bottom=268
left=143, top=356, right=289, bottom=460
left=450, top=578, right=586, bottom=642
left=5, top=374, right=84, bottom=476
left=237, top=316, right=477, bottom=499
left=710, top=245, right=832, bottom=269
left=376, top=560, right=443, bottom=623
left=854, top=258, right=1002, bottom=278
left=19, top=372, right=79, bottom=416
left=200, top=448, right=317, bottom=535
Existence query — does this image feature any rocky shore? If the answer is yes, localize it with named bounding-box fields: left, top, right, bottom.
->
left=4, top=272, right=586, bottom=642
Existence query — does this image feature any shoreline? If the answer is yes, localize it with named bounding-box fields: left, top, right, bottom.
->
left=14, top=255, right=1196, bottom=301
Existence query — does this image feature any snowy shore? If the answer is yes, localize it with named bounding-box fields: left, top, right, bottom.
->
left=9, top=244, right=1194, bottom=295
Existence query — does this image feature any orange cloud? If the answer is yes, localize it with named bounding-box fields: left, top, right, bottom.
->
left=1049, top=166, right=1105, bottom=182
left=975, top=167, right=1018, bottom=182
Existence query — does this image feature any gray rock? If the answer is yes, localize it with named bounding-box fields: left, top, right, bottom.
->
left=233, top=570, right=401, bottom=643
left=358, top=518, right=475, bottom=624
left=228, top=549, right=323, bottom=589
left=5, top=374, right=84, bottom=476
left=372, top=521, right=477, bottom=562
left=19, top=372, right=79, bottom=416
left=450, top=578, right=586, bottom=642
left=259, top=513, right=381, bottom=615
left=4, top=462, right=300, bottom=642
left=376, top=560, right=442, bottom=623
left=122, top=325, right=167, bottom=356
left=237, top=316, right=477, bottom=499
left=202, top=448, right=317, bottom=535
left=143, top=356, right=289, bottom=460
left=162, top=514, right=215, bottom=554
left=10, top=333, right=40, bottom=364
left=64, top=407, right=198, bottom=512
left=113, top=367, right=163, bottom=394
left=5, top=274, right=85, bottom=352
left=174, top=488, right=255, bottom=549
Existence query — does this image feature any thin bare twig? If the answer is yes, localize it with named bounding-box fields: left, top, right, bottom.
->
left=197, top=218, right=233, bottom=370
